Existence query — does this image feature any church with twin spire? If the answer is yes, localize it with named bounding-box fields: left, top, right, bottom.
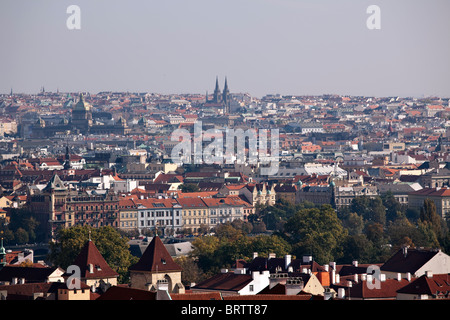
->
left=205, top=76, right=231, bottom=114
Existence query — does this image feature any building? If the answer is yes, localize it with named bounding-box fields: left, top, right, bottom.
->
left=396, top=272, right=450, bottom=300
left=135, top=198, right=182, bottom=236
left=191, top=269, right=270, bottom=297
left=67, top=238, right=119, bottom=292
left=129, top=235, right=185, bottom=293
left=408, top=187, right=450, bottom=219
left=118, top=198, right=139, bottom=232
left=28, top=174, right=69, bottom=241
left=30, top=94, right=131, bottom=138
left=201, top=196, right=250, bottom=228
left=274, top=184, right=297, bottom=203
left=176, top=197, right=209, bottom=234
left=66, top=189, right=120, bottom=229
left=205, top=77, right=231, bottom=114
left=380, top=247, right=450, bottom=279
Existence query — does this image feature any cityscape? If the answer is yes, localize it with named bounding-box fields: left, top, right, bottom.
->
left=0, top=81, right=449, bottom=304
left=1, top=1, right=450, bottom=315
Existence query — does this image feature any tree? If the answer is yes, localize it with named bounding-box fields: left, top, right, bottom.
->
left=351, top=196, right=386, bottom=225
left=381, top=191, right=405, bottom=222
left=340, top=234, right=375, bottom=264
left=420, top=199, right=443, bottom=237
left=14, top=228, right=29, bottom=244
left=284, top=204, right=348, bottom=264
left=174, top=256, right=207, bottom=286
left=342, top=212, right=365, bottom=236
left=178, top=183, right=200, bottom=193
left=48, top=225, right=138, bottom=284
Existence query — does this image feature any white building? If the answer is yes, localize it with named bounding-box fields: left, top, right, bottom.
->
left=135, top=198, right=182, bottom=236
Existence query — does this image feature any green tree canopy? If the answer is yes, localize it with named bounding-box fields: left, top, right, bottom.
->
left=284, top=204, right=348, bottom=265
left=48, top=225, right=138, bottom=283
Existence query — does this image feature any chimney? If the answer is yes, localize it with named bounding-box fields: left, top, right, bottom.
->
left=268, top=253, right=276, bottom=260
left=406, top=272, right=411, bottom=282
left=397, top=273, right=402, bottom=281
left=425, top=271, right=433, bottom=278
left=361, top=273, right=367, bottom=281
left=89, top=264, right=94, bottom=273
left=157, top=279, right=169, bottom=291
left=354, top=274, right=358, bottom=283
left=352, top=260, right=358, bottom=267
left=331, top=269, right=336, bottom=284
left=284, top=255, right=291, bottom=270
left=402, top=246, right=409, bottom=258
left=329, top=262, right=336, bottom=270
left=253, top=252, right=258, bottom=259
left=335, top=274, right=340, bottom=284
left=302, top=255, right=312, bottom=264
left=324, top=264, right=329, bottom=272
left=269, top=273, right=288, bottom=289
left=285, top=277, right=304, bottom=295
left=337, top=287, right=345, bottom=299
left=380, top=274, right=386, bottom=282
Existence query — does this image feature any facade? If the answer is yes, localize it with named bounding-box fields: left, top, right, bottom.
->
left=118, top=198, right=139, bottom=231
left=66, top=189, right=120, bottom=228
left=176, top=197, right=209, bottom=234
left=201, top=196, right=250, bottom=228
left=28, top=174, right=69, bottom=241
left=135, top=198, right=182, bottom=236
left=245, top=183, right=276, bottom=206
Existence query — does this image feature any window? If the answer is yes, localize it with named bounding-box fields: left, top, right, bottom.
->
left=249, top=285, right=254, bottom=292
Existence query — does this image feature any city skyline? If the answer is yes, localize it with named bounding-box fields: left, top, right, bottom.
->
left=1, top=0, right=450, bottom=98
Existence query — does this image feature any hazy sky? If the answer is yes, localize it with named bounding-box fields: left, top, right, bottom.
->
left=1, top=0, right=449, bottom=98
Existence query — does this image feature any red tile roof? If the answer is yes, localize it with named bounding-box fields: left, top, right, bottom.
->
left=397, top=273, right=450, bottom=296
left=70, top=240, right=119, bottom=280
left=129, top=236, right=182, bottom=273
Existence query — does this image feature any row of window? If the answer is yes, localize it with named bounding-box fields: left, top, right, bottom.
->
left=120, top=217, right=238, bottom=228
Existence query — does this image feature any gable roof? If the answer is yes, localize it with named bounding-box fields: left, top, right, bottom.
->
left=42, top=174, right=67, bottom=192
left=380, top=248, right=440, bottom=274
left=0, top=265, right=60, bottom=283
left=192, top=272, right=253, bottom=292
left=335, top=277, right=413, bottom=299
left=70, top=240, right=119, bottom=280
left=396, top=273, right=450, bottom=296
left=128, top=236, right=182, bottom=273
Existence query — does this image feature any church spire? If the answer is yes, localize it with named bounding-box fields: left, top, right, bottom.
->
left=213, top=76, right=221, bottom=103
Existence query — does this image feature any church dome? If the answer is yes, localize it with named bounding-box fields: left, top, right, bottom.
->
left=73, top=93, right=91, bottom=111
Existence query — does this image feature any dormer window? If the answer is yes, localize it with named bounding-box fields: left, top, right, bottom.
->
left=161, top=258, right=166, bottom=265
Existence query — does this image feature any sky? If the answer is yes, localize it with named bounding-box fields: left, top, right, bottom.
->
left=1, top=0, right=449, bottom=98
